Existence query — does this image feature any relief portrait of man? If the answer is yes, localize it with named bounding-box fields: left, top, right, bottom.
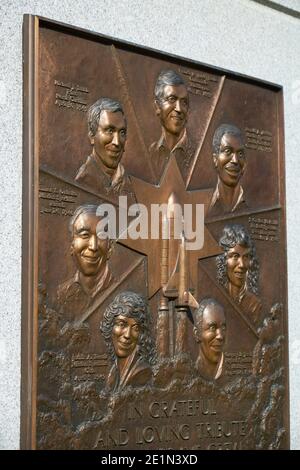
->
left=216, top=224, right=262, bottom=327
left=56, top=204, right=113, bottom=321
left=209, top=124, right=247, bottom=215
left=149, top=69, right=195, bottom=182
left=193, top=298, right=226, bottom=381
left=100, top=291, right=155, bottom=393
left=75, top=97, right=135, bottom=205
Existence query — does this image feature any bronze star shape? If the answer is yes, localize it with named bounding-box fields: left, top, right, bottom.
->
left=118, top=155, right=222, bottom=298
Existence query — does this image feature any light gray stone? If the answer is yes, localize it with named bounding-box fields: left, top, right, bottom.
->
left=0, top=0, right=299, bottom=449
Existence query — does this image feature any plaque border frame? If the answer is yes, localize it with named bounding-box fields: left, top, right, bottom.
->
left=22, top=14, right=290, bottom=450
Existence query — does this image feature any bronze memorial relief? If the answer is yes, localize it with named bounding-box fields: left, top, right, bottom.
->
left=22, top=15, right=289, bottom=449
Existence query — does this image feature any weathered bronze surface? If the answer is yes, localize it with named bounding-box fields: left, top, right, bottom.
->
left=22, top=15, right=289, bottom=449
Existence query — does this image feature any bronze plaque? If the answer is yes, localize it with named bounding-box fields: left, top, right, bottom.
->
left=22, top=15, right=289, bottom=450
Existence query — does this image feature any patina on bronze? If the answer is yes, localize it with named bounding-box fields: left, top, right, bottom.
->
left=22, top=15, right=289, bottom=449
